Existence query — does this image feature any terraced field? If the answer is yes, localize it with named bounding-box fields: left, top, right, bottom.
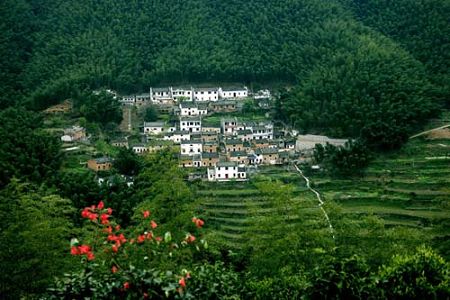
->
left=195, top=168, right=326, bottom=249
left=310, top=136, right=450, bottom=257
left=194, top=131, right=449, bottom=257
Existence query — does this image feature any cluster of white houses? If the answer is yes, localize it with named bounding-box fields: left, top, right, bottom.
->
left=127, top=115, right=299, bottom=182
left=120, top=86, right=253, bottom=106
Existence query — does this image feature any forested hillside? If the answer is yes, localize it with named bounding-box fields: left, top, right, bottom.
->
left=0, top=1, right=449, bottom=298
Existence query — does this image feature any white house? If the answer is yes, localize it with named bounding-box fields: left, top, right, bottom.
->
left=143, top=122, right=165, bottom=135
left=180, top=140, right=203, bottom=156
left=221, top=117, right=239, bottom=136
left=150, top=87, right=173, bottom=104
left=172, top=87, right=193, bottom=101
left=163, top=130, right=190, bottom=144
left=252, top=122, right=274, bottom=140
left=207, top=161, right=247, bottom=181
left=180, top=117, right=202, bottom=133
left=120, top=95, right=135, bottom=105
left=219, top=87, right=248, bottom=99
left=254, top=89, right=271, bottom=100
left=135, top=93, right=150, bottom=105
left=179, top=102, right=208, bottom=116
left=194, top=87, right=219, bottom=101
left=132, top=144, right=149, bottom=155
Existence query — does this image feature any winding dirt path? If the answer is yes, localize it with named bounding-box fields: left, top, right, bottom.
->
left=409, top=124, right=450, bottom=139
left=293, top=164, right=335, bottom=239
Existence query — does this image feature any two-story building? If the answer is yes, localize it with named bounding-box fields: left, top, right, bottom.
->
left=219, top=87, right=248, bottom=99
left=224, top=139, right=245, bottom=152
left=180, top=117, right=202, bottom=133
left=179, top=102, right=208, bottom=116
left=207, top=161, right=247, bottom=181
left=194, top=87, right=219, bottom=101
left=203, top=141, right=218, bottom=153
left=172, top=87, right=193, bottom=101
left=210, top=100, right=237, bottom=113
left=201, top=152, right=220, bottom=167
left=163, top=130, right=190, bottom=144
left=229, top=151, right=248, bottom=164
left=88, top=157, right=113, bottom=171
left=252, top=123, right=274, bottom=140
left=180, top=140, right=203, bottom=156
left=255, top=148, right=279, bottom=165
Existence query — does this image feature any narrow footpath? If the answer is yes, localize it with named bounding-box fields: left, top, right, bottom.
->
left=293, top=164, right=335, bottom=239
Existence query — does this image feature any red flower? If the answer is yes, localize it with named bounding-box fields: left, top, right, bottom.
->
left=81, top=209, right=90, bottom=218
left=78, top=244, right=91, bottom=254
left=150, top=220, right=158, bottom=229
left=86, top=252, right=95, bottom=261
left=143, top=292, right=148, bottom=299
left=137, top=234, right=146, bottom=244
left=155, top=236, right=162, bottom=242
left=118, top=233, right=127, bottom=244
left=70, top=246, right=80, bottom=256
left=107, top=208, right=113, bottom=214
left=185, top=234, right=196, bottom=243
left=112, top=245, right=118, bottom=253
left=179, top=277, right=186, bottom=288
left=143, top=210, right=150, bottom=218
left=111, top=265, right=118, bottom=273
left=192, top=217, right=205, bottom=228
left=145, top=232, right=153, bottom=240
left=97, top=201, right=104, bottom=210
left=186, top=272, right=191, bottom=279
left=123, top=282, right=130, bottom=290
left=88, top=213, right=98, bottom=221
left=104, top=226, right=113, bottom=234
left=100, top=213, right=110, bottom=225
left=115, top=225, right=121, bottom=231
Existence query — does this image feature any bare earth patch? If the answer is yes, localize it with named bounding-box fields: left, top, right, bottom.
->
left=426, top=128, right=450, bottom=140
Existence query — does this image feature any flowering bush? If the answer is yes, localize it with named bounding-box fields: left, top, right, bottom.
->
left=49, top=201, right=208, bottom=299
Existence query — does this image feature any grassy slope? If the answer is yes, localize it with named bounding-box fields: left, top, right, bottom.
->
left=195, top=132, right=450, bottom=257
left=312, top=135, right=450, bottom=258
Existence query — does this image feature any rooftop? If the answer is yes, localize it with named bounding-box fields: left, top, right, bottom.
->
left=181, top=139, right=202, bottom=145
left=144, top=121, right=165, bottom=127
left=216, top=161, right=238, bottom=168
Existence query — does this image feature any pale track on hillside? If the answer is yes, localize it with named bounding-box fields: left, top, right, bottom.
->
left=293, top=164, right=335, bottom=239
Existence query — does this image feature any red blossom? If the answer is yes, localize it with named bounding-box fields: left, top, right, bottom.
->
left=186, top=272, right=191, bottom=279
left=112, top=245, right=118, bottom=253
left=179, top=277, right=186, bottom=288
left=104, top=226, right=113, bottom=234
left=86, top=252, right=95, bottom=261
left=192, top=217, right=205, bottom=228
left=185, top=234, right=196, bottom=243
left=123, top=282, right=130, bottom=290
left=88, top=213, right=98, bottom=221
left=81, top=209, right=90, bottom=218
left=155, top=236, right=162, bottom=242
left=137, top=234, right=146, bottom=244
left=111, top=265, right=118, bottom=273
left=143, top=210, right=150, bottom=218
left=145, top=232, right=153, bottom=240
left=115, top=225, right=121, bottom=231
left=78, top=244, right=91, bottom=254
left=143, top=292, right=148, bottom=299
left=70, top=246, right=80, bottom=256
left=97, top=201, right=104, bottom=210
left=150, top=220, right=158, bottom=229
left=107, top=208, right=113, bottom=214
left=100, top=213, right=110, bottom=225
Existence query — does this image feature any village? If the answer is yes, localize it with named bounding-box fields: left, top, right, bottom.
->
left=52, top=85, right=347, bottom=182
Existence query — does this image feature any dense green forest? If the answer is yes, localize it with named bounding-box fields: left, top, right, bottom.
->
left=0, top=0, right=449, bottom=298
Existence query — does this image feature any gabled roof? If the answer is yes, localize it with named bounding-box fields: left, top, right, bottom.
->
left=216, top=161, right=238, bottom=168
left=144, top=121, right=165, bottom=127
left=221, top=86, right=247, bottom=92
left=181, top=139, right=202, bottom=145
left=255, top=147, right=278, bottom=155
left=93, top=157, right=112, bottom=164
left=230, top=151, right=248, bottom=157
left=202, top=152, right=219, bottom=159
left=180, top=102, right=197, bottom=108
left=224, top=139, right=244, bottom=145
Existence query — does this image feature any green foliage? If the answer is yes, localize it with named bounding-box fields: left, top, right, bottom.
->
left=314, top=140, right=372, bottom=176
left=144, top=106, right=159, bottom=122
left=114, top=148, right=142, bottom=176
left=73, top=90, right=122, bottom=126
left=280, top=34, right=439, bottom=149
left=377, top=246, right=450, bottom=299
left=0, top=181, right=75, bottom=298
left=0, top=107, right=62, bottom=187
